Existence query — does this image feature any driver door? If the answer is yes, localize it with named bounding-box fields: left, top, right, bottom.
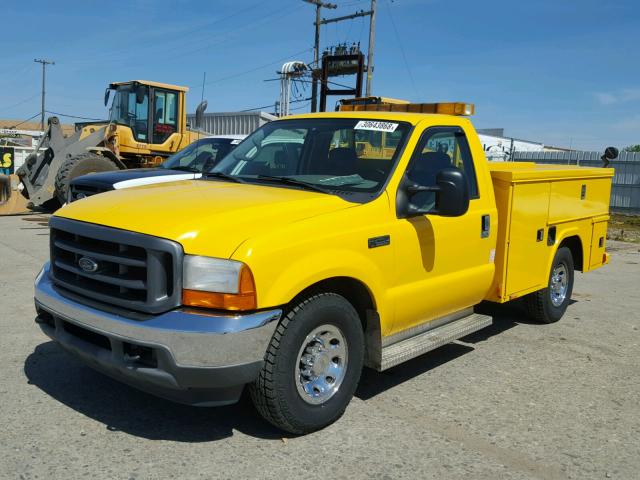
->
left=389, top=125, right=495, bottom=335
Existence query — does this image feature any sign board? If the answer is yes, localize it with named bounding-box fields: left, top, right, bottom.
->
left=0, top=147, right=15, bottom=175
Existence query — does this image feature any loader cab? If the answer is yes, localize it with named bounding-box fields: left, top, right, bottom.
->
left=106, top=81, right=185, bottom=147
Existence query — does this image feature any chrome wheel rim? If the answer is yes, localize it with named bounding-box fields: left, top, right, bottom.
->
left=295, top=324, right=348, bottom=405
left=550, top=263, right=568, bottom=307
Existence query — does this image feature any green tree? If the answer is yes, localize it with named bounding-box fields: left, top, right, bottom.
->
left=623, top=144, right=640, bottom=152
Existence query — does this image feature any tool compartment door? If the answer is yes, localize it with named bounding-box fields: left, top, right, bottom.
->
left=589, top=220, right=608, bottom=269
left=504, top=181, right=551, bottom=297
left=548, top=178, right=612, bottom=224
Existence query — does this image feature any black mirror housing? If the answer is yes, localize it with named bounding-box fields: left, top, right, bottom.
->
left=104, top=88, right=111, bottom=107
left=430, top=168, right=470, bottom=216
left=601, top=146, right=619, bottom=167
left=397, top=167, right=470, bottom=218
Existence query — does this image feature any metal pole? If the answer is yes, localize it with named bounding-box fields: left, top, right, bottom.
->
left=34, top=59, right=54, bottom=131
left=312, top=4, right=321, bottom=112
left=365, top=0, right=376, bottom=96
left=303, top=1, right=336, bottom=112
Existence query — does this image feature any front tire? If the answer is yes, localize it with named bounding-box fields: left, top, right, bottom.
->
left=525, top=246, right=574, bottom=323
left=249, top=292, right=364, bottom=434
left=54, top=153, right=118, bottom=204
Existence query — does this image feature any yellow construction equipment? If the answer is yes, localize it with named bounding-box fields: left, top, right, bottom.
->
left=6, top=80, right=207, bottom=212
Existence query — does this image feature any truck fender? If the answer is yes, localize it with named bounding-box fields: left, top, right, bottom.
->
left=257, top=247, right=391, bottom=337
left=548, top=225, right=586, bottom=274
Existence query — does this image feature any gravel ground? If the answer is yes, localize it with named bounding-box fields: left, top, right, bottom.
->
left=1, top=214, right=638, bottom=480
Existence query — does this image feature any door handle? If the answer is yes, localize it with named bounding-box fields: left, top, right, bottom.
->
left=481, top=214, right=490, bottom=238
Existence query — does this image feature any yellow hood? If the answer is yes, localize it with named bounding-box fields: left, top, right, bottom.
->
left=55, top=180, right=355, bottom=258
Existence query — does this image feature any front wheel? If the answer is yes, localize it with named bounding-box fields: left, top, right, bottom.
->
left=249, top=292, right=364, bottom=434
left=54, top=153, right=118, bottom=204
left=525, top=246, right=575, bottom=323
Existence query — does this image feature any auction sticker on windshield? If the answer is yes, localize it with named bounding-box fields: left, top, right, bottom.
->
left=354, top=120, right=399, bottom=133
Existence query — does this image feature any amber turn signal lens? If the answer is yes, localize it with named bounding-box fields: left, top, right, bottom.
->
left=182, top=265, right=257, bottom=311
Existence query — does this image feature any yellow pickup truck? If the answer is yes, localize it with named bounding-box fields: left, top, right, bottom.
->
left=33, top=102, right=615, bottom=434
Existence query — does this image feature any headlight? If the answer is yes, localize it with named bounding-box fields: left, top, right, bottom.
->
left=182, top=255, right=256, bottom=311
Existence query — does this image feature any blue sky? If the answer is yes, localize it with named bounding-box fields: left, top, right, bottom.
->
left=0, top=0, right=638, bottom=150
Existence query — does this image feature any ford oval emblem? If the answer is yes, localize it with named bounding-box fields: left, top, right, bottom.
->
left=78, top=256, right=99, bottom=273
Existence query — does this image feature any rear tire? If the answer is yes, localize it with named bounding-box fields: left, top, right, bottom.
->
left=525, top=246, right=574, bottom=323
left=249, top=292, right=364, bottom=434
left=54, top=153, right=118, bottom=204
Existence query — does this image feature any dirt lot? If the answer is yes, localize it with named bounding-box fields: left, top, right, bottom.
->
left=609, top=214, right=640, bottom=243
left=1, top=214, right=638, bottom=480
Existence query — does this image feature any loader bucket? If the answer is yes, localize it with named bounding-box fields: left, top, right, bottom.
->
left=0, top=174, right=30, bottom=215
left=17, top=116, right=109, bottom=208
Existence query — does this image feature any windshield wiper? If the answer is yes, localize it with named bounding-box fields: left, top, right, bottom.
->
left=202, top=171, right=246, bottom=183
left=169, top=166, right=199, bottom=172
left=256, top=175, right=333, bottom=195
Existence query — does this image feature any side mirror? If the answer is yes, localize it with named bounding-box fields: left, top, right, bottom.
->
left=601, top=146, right=618, bottom=167
left=135, top=85, right=146, bottom=104
left=104, top=88, right=111, bottom=107
left=397, top=167, right=470, bottom=218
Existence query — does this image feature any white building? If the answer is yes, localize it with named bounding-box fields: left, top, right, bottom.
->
left=477, top=128, right=545, bottom=162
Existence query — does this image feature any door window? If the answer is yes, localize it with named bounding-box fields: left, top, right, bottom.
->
left=153, top=90, right=178, bottom=144
left=126, top=91, right=149, bottom=142
left=406, top=127, right=479, bottom=210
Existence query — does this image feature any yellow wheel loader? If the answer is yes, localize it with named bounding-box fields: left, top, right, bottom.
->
left=6, top=80, right=207, bottom=211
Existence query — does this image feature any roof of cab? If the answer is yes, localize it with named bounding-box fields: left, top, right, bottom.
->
left=109, top=80, right=189, bottom=92
left=283, top=110, right=470, bottom=126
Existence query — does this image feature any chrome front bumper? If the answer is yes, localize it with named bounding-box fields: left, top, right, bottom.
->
left=34, top=263, right=281, bottom=406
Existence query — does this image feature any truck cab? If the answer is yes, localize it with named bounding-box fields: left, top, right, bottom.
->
left=33, top=103, right=614, bottom=434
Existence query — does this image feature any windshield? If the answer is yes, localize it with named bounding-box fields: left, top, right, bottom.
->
left=209, top=118, right=410, bottom=201
left=108, top=85, right=149, bottom=142
left=161, top=139, right=237, bottom=171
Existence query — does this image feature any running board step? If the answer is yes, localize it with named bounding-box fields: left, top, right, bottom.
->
left=380, top=313, right=492, bottom=371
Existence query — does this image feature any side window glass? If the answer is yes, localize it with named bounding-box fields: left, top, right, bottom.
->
left=153, top=90, right=178, bottom=144
left=128, top=91, right=148, bottom=142
left=406, top=127, right=479, bottom=210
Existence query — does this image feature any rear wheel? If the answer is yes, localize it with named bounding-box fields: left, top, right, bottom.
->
left=525, top=246, right=574, bottom=323
left=54, top=152, right=118, bottom=204
left=249, top=292, right=364, bottom=434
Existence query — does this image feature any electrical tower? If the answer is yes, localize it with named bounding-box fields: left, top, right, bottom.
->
left=303, top=1, right=377, bottom=112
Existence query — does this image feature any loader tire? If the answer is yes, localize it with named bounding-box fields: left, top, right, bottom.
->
left=54, top=153, right=118, bottom=204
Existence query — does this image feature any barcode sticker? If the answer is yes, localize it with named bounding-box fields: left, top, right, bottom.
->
left=354, top=120, right=399, bottom=132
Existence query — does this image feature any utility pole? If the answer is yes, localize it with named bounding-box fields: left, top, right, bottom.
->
left=314, top=2, right=377, bottom=99
left=34, top=58, right=54, bottom=131
left=303, top=0, right=337, bottom=112
left=365, top=0, right=376, bottom=96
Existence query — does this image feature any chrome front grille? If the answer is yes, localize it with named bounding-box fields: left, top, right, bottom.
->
left=49, top=217, right=183, bottom=314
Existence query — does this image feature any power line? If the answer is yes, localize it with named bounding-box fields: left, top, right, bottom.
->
left=195, top=47, right=314, bottom=88
left=240, top=97, right=311, bottom=113
left=386, top=0, right=420, bottom=98
left=45, top=110, right=102, bottom=121
left=60, top=1, right=266, bottom=66
left=9, top=112, right=41, bottom=129
left=0, top=93, right=39, bottom=114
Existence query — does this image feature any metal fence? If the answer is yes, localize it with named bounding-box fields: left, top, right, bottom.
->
left=186, top=111, right=277, bottom=136
left=512, top=151, right=640, bottom=213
